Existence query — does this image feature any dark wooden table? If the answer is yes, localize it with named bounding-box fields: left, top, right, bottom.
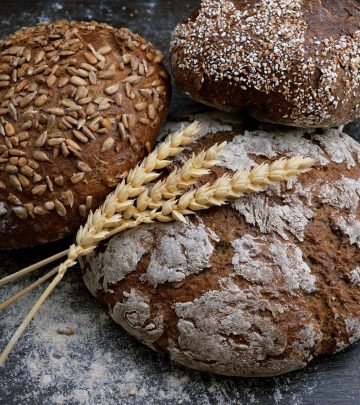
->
left=1, top=1, right=360, bottom=404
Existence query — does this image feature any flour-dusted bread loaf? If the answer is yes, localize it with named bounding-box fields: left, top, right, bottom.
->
left=171, top=0, right=360, bottom=128
left=81, top=112, right=360, bottom=377
left=0, top=20, right=171, bottom=249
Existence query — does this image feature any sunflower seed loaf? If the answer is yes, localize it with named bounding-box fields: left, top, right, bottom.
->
left=170, top=0, right=360, bottom=127
left=0, top=20, right=171, bottom=249
left=81, top=112, right=360, bottom=377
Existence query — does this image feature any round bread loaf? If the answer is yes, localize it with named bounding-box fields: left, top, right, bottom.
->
left=0, top=20, right=171, bottom=249
left=81, top=112, right=360, bottom=377
left=170, top=0, right=360, bottom=128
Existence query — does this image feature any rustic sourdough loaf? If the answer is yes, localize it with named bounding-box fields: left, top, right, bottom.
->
left=171, top=0, right=360, bottom=128
left=81, top=112, right=360, bottom=377
left=0, top=20, right=171, bottom=249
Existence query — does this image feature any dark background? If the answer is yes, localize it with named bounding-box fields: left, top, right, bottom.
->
left=0, top=1, right=360, bottom=404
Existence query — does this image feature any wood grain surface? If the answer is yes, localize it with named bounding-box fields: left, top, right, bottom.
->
left=0, top=1, right=360, bottom=404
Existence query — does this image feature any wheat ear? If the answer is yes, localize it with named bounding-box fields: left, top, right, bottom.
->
left=124, top=142, right=227, bottom=219
left=0, top=122, right=202, bottom=289
left=0, top=142, right=226, bottom=313
left=153, top=156, right=317, bottom=222
left=105, top=156, right=317, bottom=228
left=0, top=122, right=202, bottom=365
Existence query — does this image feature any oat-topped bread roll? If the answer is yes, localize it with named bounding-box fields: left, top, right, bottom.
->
left=171, top=0, right=360, bottom=128
left=81, top=112, right=360, bottom=377
left=0, top=20, right=171, bottom=249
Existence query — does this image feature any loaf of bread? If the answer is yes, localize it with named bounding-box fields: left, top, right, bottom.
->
left=171, top=0, right=360, bottom=128
left=0, top=20, right=171, bottom=249
left=81, top=112, right=360, bottom=377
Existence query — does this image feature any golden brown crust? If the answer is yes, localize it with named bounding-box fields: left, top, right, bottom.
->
left=0, top=20, right=171, bottom=249
left=170, top=0, right=360, bottom=127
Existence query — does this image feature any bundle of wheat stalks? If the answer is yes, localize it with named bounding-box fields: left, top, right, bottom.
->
left=0, top=121, right=316, bottom=364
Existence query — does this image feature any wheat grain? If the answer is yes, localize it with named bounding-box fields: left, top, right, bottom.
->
left=126, top=142, right=227, bottom=217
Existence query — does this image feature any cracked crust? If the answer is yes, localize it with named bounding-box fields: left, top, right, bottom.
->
left=81, top=113, right=360, bottom=377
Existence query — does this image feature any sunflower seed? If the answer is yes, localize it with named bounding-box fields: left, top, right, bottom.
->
left=145, top=66, right=155, bottom=78
left=47, top=74, right=57, bottom=87
left=80, top=63, right=96, bottom=72
left=77, top=161, right=92, bottom=172
left=139, top=88, right=152, bottom=99
left=9, top=148, right=25, bottom=156
left=73, top=130, right=88, bottom=143
left=104, top=83, right=120, bottom=95
left=123, top=75, right=140, bottom=84
left=31, top=184, right=47, bottom=195
left=35, top=131, right=48, bottom=147
left=4, top=122, right=15, bottom=137
left=12, top=206, right=28, bottom=219
left=18, top=174, right=30, bottom=188
left=101, top=137, right=115, bottom=152
left=84, top=51, right=97, bottom=65
left=34, top=50, right=45, bottom=64
left=89, top=71, right=97, bottom=85
left=63, top=190, right=74, bottom=207
left=135, top=101, right=147, bottom=111
left=7, top=193, right=21, bottom=205
left=17, top=157, right=27, bottom=167
left=5, top=164, right=18, bottom=174
left=98, top=45, right=112, bottom=55
left=70, top=76, right=87, bottom=86
left=54, top=175, right=64, bottom=187
left=33, top=172, right=42, bottom=183
left=122, top=54, right=132, bottom=64
left=79, top=204, right=87, bottom=217
left=77, top=69, right=89, bottom=78
left=33, top=150, right=50, bottom=161
left=82, top=125, right=96, bottom=140
left=58, top=77, right=69, bottom=87
left=147, top=104, right=156, bottom=120
left=20, top=165, right=33, bottom=177
left=33, top=206, right=48, bottom=215
left=115, top=93, right=123, bottom=106
left=66, top=138, right=82, bottom=151
left=44, top=201, right=55, bottom=210
left=28, top=159, right=39, bottom=169
left=86, top=195, right=93, bottom=210
left=34, top=94, right=48, bottom=107
left=8, top=174, right=22, bottom=191
left=139, top=117, right=151, bottom=125
left=71, top=172, right=85, bottom=184
left=47, top=107, right=65, bottom=116
left=54, top=199, right=66, bottom=216
left=118, top=122, right=127, bottom=140
left=48, top=137, right=64, bottom=146
left=99, top=70, right=115, bottom=79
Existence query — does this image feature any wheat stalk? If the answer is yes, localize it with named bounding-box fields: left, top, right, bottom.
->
left=0, top=122, right=203, bottom=289
left=0, top=138, right=316, bottom=364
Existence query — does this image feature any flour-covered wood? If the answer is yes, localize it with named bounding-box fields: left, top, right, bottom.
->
left=81, top=112, right=360, bottom=377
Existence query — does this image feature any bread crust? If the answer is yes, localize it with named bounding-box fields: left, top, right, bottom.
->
left=171, top=0, right=360, bottom=127
left=81, top=112, right=360, bottom=377
left=0, top=20, right=171, bottom=249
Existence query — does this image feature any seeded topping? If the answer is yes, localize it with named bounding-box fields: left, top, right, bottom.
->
left=0, top=20, right=169, bottom=224
left=171, top=0, right=360, bottom=126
